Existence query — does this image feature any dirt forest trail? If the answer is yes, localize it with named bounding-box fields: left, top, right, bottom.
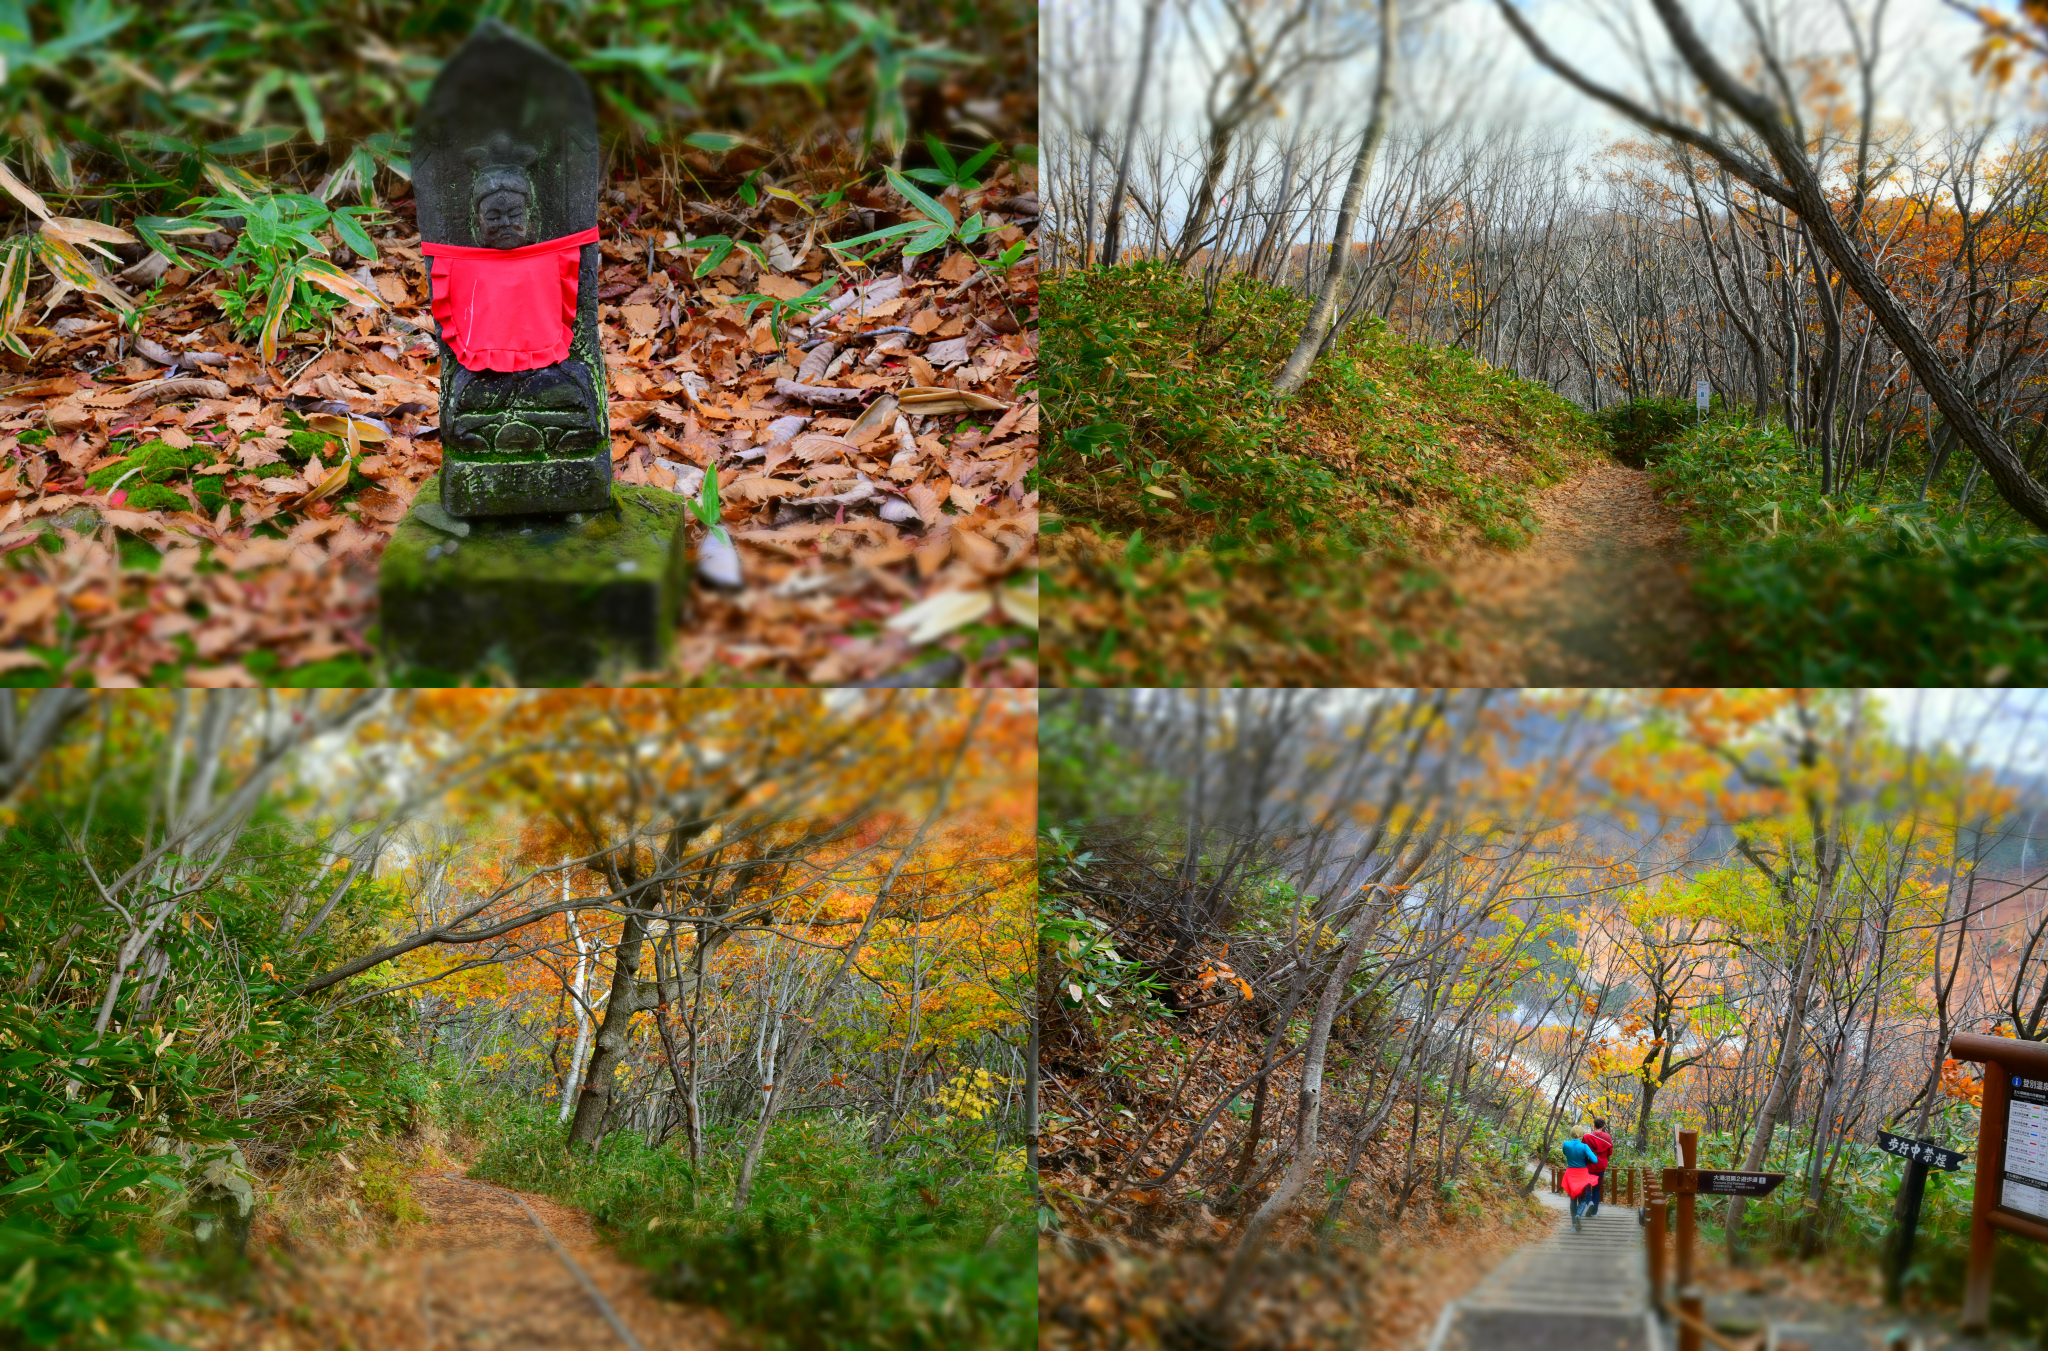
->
left=172, top=1167, right=725, bottom=1351
left=1439, top=461, right=1710, bottom=684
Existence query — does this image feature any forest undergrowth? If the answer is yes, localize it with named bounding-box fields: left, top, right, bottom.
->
left=450, top=1087, right=1034, bottom=1351
left=1638, top=400, right=2048, bottom=683
left=1039, top=263, right=1602, bottom=685
left=0, top=689, right=1034, bottom=1351
left=1038, top=692, right=1574, bottom=1350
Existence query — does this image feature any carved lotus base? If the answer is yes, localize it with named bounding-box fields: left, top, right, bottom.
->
left=439, top=356, right=611, bottom=516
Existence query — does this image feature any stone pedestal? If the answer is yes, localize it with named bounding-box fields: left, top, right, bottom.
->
left=378, top=474, right=688, bottom=683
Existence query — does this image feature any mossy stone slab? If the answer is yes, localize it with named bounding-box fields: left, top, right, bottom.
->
left=379, top=473, right=687, bottom=683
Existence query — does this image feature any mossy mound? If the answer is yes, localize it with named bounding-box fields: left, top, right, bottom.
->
left=378, top=472, right=690, bottom=684
left=85, top=438, right=210, bottom=492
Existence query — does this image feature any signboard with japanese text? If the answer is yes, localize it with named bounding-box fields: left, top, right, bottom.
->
left=1877, top=1131, right=1966, bottom=1172
left=1661, top=1168, right=1785, bottom=1197
left=1947, top=1030, right=2048, bottom=1332
left=2005, top=1075, right=2048, bottom=1222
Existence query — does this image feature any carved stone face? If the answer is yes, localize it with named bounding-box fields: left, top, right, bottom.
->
left=476, top=188, right=530, bottom=249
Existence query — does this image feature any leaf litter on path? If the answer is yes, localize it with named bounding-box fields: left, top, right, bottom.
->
left=1441, top=461, right=1709, bottom=684
left=165, top=1166, right=725, bottom=1351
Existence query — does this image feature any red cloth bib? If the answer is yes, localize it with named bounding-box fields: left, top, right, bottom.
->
left=420, top=226, right=599, bottom=372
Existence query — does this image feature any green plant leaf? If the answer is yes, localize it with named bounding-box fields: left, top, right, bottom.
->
left=683, top=131, right=749, bottom=153
left=689, top=235, right=736, bottom=278
left=901, top=222, right=952, bottom=257
left=0, top=237, right=33, bottom=359
left=286, top=73, right=326, bottom=145
left=826, top=221, right=924, bottom=251
left=235, top=69, right=288, bottom=135
left=598, top=83, right=663, bottom=138
left=331, top=210, right=376, bottom=260
left=884, top=168, right=955, bottom=229
left=258, top=261, right=295, bottom=363
left=957, top=141, right=1002, bottom=180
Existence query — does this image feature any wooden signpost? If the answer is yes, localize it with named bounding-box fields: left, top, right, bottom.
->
left=1875, top=1129, right=1965, bottom=1304
left=1651, top=1134, right=1786, bottom=1351
left=1948, top=1032, right=2048, bottom=1333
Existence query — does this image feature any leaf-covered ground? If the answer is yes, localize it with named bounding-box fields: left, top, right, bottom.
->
left=1040, top=266, right=1600, bottom=686
left=0, top=163, right=1038, bottom=687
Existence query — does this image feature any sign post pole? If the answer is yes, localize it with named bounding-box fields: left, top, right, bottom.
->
left=1646, top=1166, right=1668, bottom=1311
left=1964, top=1063, right=2008, bottom=1330
left=1887, top=1147, right=1931, bottom=1306
left=1677, top=1129, right=1700, bottom=1351
left=1947, top=1031, right=2048, bottom=1335
left=1875, top=1130, right=1966, bottom=1306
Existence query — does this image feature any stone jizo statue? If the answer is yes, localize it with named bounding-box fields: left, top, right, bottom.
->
left=414, top=21, right=609, bottom=516
left=380, top=19, right=689, bottom=682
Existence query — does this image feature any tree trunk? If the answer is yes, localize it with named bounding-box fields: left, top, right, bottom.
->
left=556, top=892, right=592, bottom=1124
left=1025, top=1001, right=1040, bottom=1193
left=1211, top=884, right=1399, bottom=1318
left=1099, top=0, right=1164, bottom=268
left=566, top=894, right=648, bottom=1149
left=1724, top=881, right=1831, bottom=1261
left=1499, top=0, right=2048, bottom=531
left=1633, top=1074, right=1659, bottom=1152
left=1270, top=0, right=1397, bottom=398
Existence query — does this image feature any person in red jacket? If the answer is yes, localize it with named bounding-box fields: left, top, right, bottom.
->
left=1584, top=1117, right=1615, bottom=1217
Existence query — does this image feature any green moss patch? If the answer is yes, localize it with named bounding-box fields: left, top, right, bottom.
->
left=85, top=438, right=212, bottom=493
left=379, top=473, right=689, bottom=684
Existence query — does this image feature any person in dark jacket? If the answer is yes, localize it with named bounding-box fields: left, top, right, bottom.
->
left=1584, top=1117, right=1615, bottom=1217
left=1560, top=1128, right=1599, bottom=1232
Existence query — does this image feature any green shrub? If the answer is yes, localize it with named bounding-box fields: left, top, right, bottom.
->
left=0, top=741, right=432, bottom=1346
left=0, top=1004, right=237, bottom=1350
left=357, top=1153, right=428, bottom=1227
left=1657, top=418, right=2048, bottom=681
left=456, top=1088, right=1031, bottom=1351
left=1043, top=263, right=1586, bottom=552
left=1596, top=396, right=1695, bottom=468
left=1042, top=263, right=1596, bottom=684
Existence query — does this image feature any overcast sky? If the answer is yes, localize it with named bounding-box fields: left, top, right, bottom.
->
left=1049, top=0, right=2011, bottom=167
left=1871, top=688, right=2048, bottom=781
left=1438, top=0, right=1991, bottom=143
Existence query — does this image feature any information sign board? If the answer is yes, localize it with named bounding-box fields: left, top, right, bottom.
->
left=2005, top=1075, right=2048, bottom=1221
left=1946, top=1031, right=2048, bottom=1332
left=1660, top=1168, right=1785, bottom=1197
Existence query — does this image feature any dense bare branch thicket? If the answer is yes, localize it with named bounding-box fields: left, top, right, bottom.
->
left=1047, top=0, right=2048, bottom=523
left=1041, top=689, right=2048, bottom=1348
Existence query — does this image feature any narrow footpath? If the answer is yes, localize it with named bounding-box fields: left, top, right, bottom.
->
left=165, top=1167, right=724, bottom=1350
left=1443, top=462, right=1708, bottom=683
left=1430, top=1189, right=1652, bottom=1351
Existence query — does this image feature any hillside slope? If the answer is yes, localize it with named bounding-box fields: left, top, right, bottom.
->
left=1040, top=264, right=1614, bottom=684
